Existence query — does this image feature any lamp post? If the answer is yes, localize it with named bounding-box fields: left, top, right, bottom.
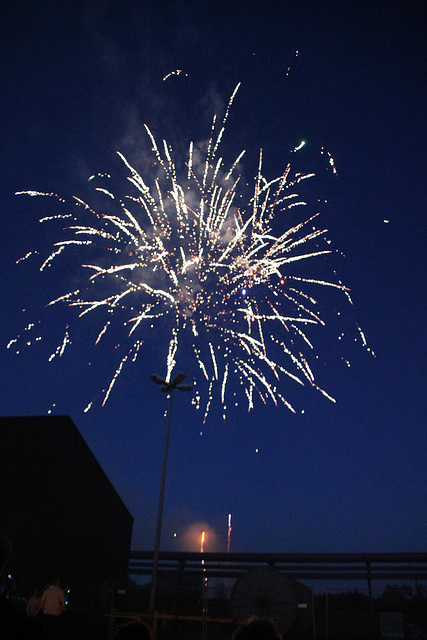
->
left=148, top=372, right=193, bottom=614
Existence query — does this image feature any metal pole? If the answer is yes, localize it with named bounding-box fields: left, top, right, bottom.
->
left=366, top=560, right=373, bottom=618
left=311, top=588, right=316, bottom=640
left=149, top=390, right=173, bottom=614
left=325, top=589, right=328, bottom=640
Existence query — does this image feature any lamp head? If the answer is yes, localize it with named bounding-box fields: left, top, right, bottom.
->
left=173, top=372, right=186, bottom=386
left=150, top=374, right=167, bottom=386
left=176, top=383, right=193, bottom=392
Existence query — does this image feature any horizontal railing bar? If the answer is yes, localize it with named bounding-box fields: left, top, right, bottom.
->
left=129, top=551, right=427, bottom=563
left=127, top=551, right=427, bottom=583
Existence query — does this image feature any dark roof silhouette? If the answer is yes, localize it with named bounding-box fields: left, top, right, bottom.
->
left=0, top=415, right=133, bottom=603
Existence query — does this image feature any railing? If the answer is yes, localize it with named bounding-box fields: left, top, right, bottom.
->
left=129, top=551, right=427, bottom=584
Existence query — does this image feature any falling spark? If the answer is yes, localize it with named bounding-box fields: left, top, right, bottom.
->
left=321, top=147, right=339, bottom=178
left=16, top=251, right=37, bottom=263
left=48, top=328, right=71, bottom=361
left=13, top=84, right=366, bottom=420
left=285, top=50, right=299, bottom=76
left=163, top=69, right=189, bottom=81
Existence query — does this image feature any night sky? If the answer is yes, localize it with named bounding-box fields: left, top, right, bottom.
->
left=1, top=0, right=425, bottom=563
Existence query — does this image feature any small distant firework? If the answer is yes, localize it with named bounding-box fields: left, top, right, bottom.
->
left=227, top=513, right=232, bottom=553
left=178, top=522, right=220, bottom=552
left=12, top=83, right=366, bottom=420
left=291, top=140, right=306, bottom=153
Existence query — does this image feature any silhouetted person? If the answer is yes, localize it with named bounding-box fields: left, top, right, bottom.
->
left=40, top=579, right=65, bottom=638
left=0, top=535, right=47, bottom=638
left=114, top=620, right=152, bottom=640
left=231, top=617, right=282, bottom=640
left=26, top=590, right=41, bottom=618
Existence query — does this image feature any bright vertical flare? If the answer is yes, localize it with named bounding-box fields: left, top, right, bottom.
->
left=200, top=531, right=205, bottom=553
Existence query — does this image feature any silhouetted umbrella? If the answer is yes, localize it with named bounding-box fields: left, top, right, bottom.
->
left=231, top=567, right=299, bottom=634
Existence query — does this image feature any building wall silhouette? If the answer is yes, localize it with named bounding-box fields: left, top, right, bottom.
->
left=0, top=415, right=133, bottom=605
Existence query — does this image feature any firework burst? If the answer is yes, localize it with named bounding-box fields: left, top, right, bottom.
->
left=12, top=83, right=363, bottom=421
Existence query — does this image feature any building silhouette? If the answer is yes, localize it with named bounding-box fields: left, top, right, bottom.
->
left=0, top=415, right=133, bottom=605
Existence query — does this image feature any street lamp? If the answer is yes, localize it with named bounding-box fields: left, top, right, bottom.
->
left=148, top=372, right=193, bottom=614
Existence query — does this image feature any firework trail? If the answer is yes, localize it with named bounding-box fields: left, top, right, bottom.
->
left=12, top=83, right=364, bottom=421
left=227, top=513, right=232, bottom=553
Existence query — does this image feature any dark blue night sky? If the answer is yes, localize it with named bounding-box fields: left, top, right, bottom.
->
left=1, top=0, right=425, bottom=566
